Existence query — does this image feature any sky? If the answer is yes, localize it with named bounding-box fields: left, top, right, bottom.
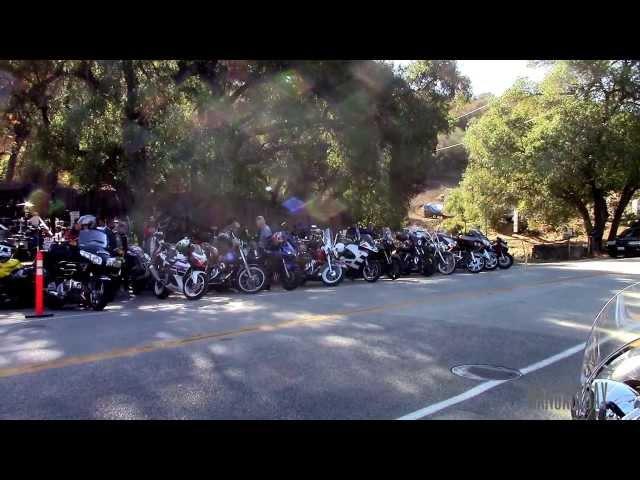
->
left=393, top=60, right=549, bottom=97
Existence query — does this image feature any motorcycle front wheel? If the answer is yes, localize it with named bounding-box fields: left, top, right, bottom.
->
left=437, top=252, right=456, bottom=275
left=422, top=257, right=436, bottom=277
left=483, top=252, right=499, bottom=271
left=87, top=280, right=108, bottom=311
left=321, top=264, right=343, bottom=286
left=183, top=271, right=208, bottom=300
left=387, top=259, right=401, bottom=280
left=498, top=253, right=514, bottom=269
left=362, top=261, right=381, bottom=282
left=153, top=279, right=170, bottom=299
left=281, top=270, right=301, bottom=291
left=237, top=266, right=266, bottom=294
left=466, top=256, right=484, bottom=273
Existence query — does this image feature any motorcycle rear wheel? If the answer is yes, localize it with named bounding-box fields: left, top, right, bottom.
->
left=498, top=253, right=514, bottom=269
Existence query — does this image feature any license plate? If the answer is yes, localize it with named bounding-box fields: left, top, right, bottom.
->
left=43, top=238, right=53, bottom=251
left=618, top=247, right=625, bottom=251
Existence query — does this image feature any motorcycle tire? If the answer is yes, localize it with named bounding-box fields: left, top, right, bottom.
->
left=153, top=279, right=170, bottom=299
left=321, top=264, right=343, bottom=286
left=237, top=266, right=266, bottom=294
left=387, top=259, right=401, bottom=280
left=498, top=253, right=514, bottom=269
left=422, top=257, right=436, bottom=277
left=483, top=253, right=499, bottom=271
left=362, top=261, right=381, bottom=282
left=87, top=281, right=108, bottom=311
left=281, top=271, right=300, bottom=291
left=436, top=252, right=456, bottom=275
left=183, top=271, right=208, bottom=300
left=466, top=256, right=484, bottom=273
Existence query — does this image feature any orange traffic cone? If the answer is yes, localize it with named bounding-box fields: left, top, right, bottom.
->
left=25, top=248, right=53, bottom=319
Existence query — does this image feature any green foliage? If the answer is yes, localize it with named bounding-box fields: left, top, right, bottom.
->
left=0, top=60, right=468, bottom=225
left=448, top=61, right=640, bottom=241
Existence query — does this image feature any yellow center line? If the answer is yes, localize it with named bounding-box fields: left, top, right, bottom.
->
left=0, top=271, right=610, bottom=379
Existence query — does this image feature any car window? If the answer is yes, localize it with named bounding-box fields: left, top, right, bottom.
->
left=620, top=228, right=639, bottom=239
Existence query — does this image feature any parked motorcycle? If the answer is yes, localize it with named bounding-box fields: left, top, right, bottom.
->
left=296, top=227, right=344, bottom=286
left=396, top=230, right=436, bottom=277
left=0, top=256, right=34, bottom=307
left=454, top=233, right=486, bottom=273
left=572, top=282, right=640, bottom=420
left=466, top=229, right=498, bottom=271
left=373, top=228, right=402, bottom=280
left=265, top=231, right=304, bottom=290
left=124, top=245, right=152, bottom=294
left=202, top=232, right=266, bottom=294
left=149, top=233, right=208, bottom=300
left=493, top=236, right=514, bottom=269
left=335, top=228, right=381, bottom=282
left=44, top=229, right=121, bottom=310
left=422, top=230, right=456, bottom=275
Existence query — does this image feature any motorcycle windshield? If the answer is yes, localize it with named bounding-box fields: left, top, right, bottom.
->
left=79, top=230, right=108, bottom=249
left=580, top=282, right=640, bottom=387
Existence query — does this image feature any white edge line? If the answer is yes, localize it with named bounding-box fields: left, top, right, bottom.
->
left=397, top=341, right=586, bottom=420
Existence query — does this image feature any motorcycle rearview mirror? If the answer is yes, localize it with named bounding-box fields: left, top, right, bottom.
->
left=591, top=379, right=640, bottom=419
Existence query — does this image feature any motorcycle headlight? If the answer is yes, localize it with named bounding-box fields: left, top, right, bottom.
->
left=80, top=250, right=102, bottom=265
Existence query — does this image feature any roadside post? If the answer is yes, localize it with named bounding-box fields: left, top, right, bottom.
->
left=25, top=248, right=53, bottom=319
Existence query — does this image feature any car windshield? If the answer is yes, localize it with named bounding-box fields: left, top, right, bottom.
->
left=580, top=282, right=640, bottom=386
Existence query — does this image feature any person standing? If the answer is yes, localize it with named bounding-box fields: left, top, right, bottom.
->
left=256, top=216, right=275, bottom=290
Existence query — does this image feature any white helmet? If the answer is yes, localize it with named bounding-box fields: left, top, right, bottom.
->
left=335, top=242, right=345, bottom=254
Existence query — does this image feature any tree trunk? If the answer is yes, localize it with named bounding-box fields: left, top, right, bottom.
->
left=5, top=135, right=26, bottom=182
left=608, top=184, right=637, bottom=241
left=591, top=186, right=609, bottom=253
left=574, top=199, right=593, bottom=235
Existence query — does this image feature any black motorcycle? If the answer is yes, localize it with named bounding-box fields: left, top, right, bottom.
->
left=492, top=236, right=514, bottom=269
left=373, top=229, right=402, bottom=280
left=466, top=229, right=499, bottom=271
left=44, top=229, right=121, bottom=310
left=124, top=245, right=152, bottom=294
left=395, top=230, right=436, bottom=277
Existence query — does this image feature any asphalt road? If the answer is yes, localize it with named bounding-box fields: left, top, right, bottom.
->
left=0, top=257, right=638, bottom=419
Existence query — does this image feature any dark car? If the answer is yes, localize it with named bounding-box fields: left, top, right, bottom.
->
left=607, top=227, right=640, bottom=257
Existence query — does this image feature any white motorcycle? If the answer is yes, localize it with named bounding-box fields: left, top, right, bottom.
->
left=334, top=228, right=381, bottom=282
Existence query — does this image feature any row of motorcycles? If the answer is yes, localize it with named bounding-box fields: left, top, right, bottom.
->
left=0, top=214, right=514, bottom=309
left=144, top=224, right=515, bottom=302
